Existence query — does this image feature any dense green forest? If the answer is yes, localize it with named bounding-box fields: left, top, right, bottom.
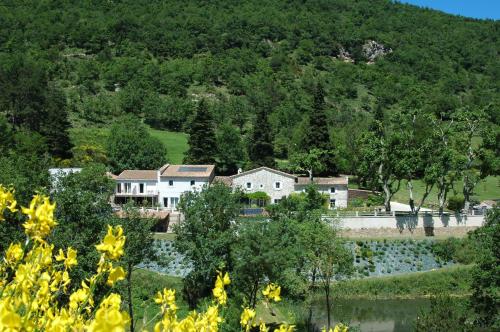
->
left=0, top=0, right=498, bottom=206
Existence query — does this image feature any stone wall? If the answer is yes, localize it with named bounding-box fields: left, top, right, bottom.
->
left=325, top=214, right=484, bottom=231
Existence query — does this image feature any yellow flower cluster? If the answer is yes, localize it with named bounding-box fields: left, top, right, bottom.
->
left=0, top=185, right=17, bottom=221
left=262, top=283, right=281, bottom=302
left=212, top=271, right=231, bottom=305
left=0, top=187, right=298, bottom=332
left=322, top=323, right=349, bottom=332
left=0, top=190, right=129, bottom=331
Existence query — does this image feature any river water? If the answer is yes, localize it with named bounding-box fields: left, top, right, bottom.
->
left=311, top=298, right=430, bottom=332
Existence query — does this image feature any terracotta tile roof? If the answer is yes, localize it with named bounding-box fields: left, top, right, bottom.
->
left=296, top=177, right=348, bottom=185
left=116, top=170, right=157, bottom=181
left=231, top=166, right=296, bottom=179
left=213, top=176, right=233, bottom=186
left=106, top=172, right=118, bottom=180
left=160, top=165, right=215, bottom=178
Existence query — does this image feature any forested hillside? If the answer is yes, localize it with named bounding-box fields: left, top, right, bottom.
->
left=0, top=0, right=498, bottom=204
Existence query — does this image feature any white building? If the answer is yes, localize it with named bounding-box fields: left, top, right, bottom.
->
left=113, top=164, right=347, bottom=210
left=113, top=164, right=215, bottom=210
left=216, top=166, right=348, bottom=209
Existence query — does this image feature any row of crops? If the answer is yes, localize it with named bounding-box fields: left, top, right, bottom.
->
left=139, top=239, right=452, bottom=278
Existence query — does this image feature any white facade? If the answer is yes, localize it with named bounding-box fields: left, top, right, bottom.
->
left=294, top=184, right=349, bottom=208
left=113, top=165, right=348, bottom=211
left=231, top=168, right=296, bottom=204
left=228, top=167, right=349, bottom=209
left=113, top=165, right=215, bottom=211
left=157, top=177, right=210, bottom=210
left=115, top=180, right=158, bottom=196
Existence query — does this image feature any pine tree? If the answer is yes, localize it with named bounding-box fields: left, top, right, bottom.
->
left=304, top=83, right=330, bottom=152
left=248, top=106, right=275, bottom=168
left=184, top=100, right=217, bottom=164
left=303, top=83, right=337, bottom=175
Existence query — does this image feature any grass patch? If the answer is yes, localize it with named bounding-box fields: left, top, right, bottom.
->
left=148, top=128, right=188, bottom=164
left=392, top=177, right=499, bottom=208
left=126, top=269, right=186, bottom=330
left=69, top=125, right=189, bottom=165
left=330, top=265, right=473, bottom=300
left=153, top=232, right=176, bottom=241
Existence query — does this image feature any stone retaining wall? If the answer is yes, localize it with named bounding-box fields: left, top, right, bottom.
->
left=325, top=214, right=484, bottom=231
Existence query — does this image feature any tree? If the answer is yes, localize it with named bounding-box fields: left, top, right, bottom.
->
left=0, top=53, right=73, bottom=159
left=357, top=111, right=405, bottom=212
left=469, top=207, right=500, bottom=328
left=289, top=148, right=326, bottom=182
left=303, top=83, right=336, bottom=175
left=431, top=115, right=460, bottom=214
left=454, top=109, right=487, bottom=212
left=184, top=100, right=217, bottom=165
left=112, top=204, right=158, bottom=332
left=314, top=224, right=353, bottom=330
left=106, top=115, right=167, bottom=174
left=215, top=123, right=246, bottom=175
left=50, top=165, right=115, bottom=290
left=230, top=220, right=297, bottom=309
left=248, top=105, right=276, bottom=168
left=173, top=183, right=241, bottom=308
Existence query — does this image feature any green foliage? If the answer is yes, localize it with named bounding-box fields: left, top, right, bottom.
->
left=447, top=195, right=465, bottom=212
left=366, top=194, right=384, bottom=207
left=173, top=183, right=241, bottom=308
left=50, top=164, right=115, bottom=290
left=330, top=265, right=473, bottom=299
left=183, top=100, right=217, bottom=165
left=430, top=237, right=477, bottom=264
left=112, top=204, right=160, bottom=332
left=415, top=296, right=470, bottom=331
left=248, top=105, right=276, bottom=168
left=215, top=123, right=246, bottom=175
left=0, top=53, right=73, bottom=159
left=469, top=207, right=500, bottom=328
left=106, top=115, right=167, bottom=173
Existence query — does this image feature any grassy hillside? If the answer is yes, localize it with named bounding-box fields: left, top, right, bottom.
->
left=148, top=129, right=188, bottom=164
left=70, top=126, right=188, bottom=167
left=391, top=177, right=499, bottom=207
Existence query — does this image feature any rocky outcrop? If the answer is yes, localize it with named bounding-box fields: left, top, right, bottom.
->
left=362, top=40, right=392, bottom=64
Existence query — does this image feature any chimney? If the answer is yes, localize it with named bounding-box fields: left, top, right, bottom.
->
left=237, top=168, right=242, bottom=174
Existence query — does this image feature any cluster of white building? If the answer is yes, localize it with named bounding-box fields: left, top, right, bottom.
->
left=111, top=164, right=348, bottom=211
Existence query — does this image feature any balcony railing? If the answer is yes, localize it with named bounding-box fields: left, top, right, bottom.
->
left=115, top=189, right=159, bottom=196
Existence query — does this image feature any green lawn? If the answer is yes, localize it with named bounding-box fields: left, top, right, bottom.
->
left=69, top=125, right=189, bottom=165
left=148, top=128, right=188, bottom=164
left=392, top=177, right=499, bottom=208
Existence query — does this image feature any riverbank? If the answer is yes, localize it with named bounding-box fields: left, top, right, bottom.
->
left=329, top=265, right=472, bottom=300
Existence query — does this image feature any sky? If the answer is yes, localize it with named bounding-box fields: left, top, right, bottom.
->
left=398, top=0, right=500, bottom=20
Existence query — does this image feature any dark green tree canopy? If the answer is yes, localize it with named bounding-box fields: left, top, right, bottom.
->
left=106, top=115, right=167, bottom=173
left=184, top=100, right=217, bottom=165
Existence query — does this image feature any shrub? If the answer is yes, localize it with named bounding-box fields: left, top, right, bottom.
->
left=447, top=195, right=465, bottom=212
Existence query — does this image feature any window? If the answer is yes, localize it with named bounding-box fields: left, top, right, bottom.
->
left=124, top=183, right=131, bottom=193
left=259, top=184, right=264, bottom=189
left=139, top=183, right=144, bottom=194
left=330, top=199, right=336, bottom=208
left=170, top=197, right=179, bottom=209
left=168, top=180, right=174, bottom=186
left=330, top=187, right=336, bottom=193
left=116, top=184, right=121, bottom=193
left=246, top=182, right=252, bottom=189
left=274, top=182, right=281, bottom=190
left=163, top=197, right=168, bottom=207
left=190, top=180, right=195, bottom=186
left=274, top=199, right=281, bottom=204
